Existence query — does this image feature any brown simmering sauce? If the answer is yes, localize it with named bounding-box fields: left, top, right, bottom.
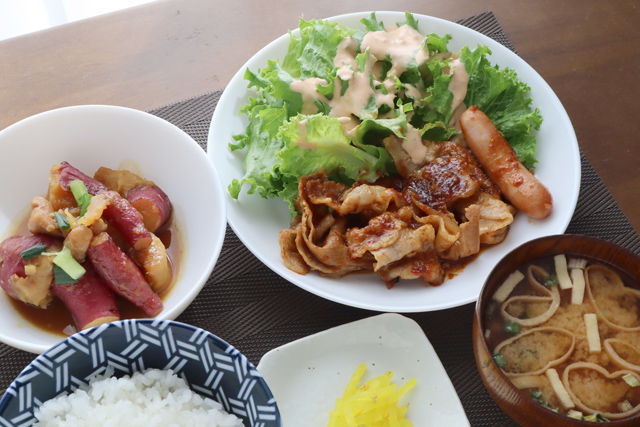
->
left=7, top=215, right=181, bottom=337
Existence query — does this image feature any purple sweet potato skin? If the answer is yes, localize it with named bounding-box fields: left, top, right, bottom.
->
left=58, top=161, right=108, bottom=195
left=87, top=232, right=162, bottom=317
left=51, top=263, right=120, bottom=330
left=102, top=191, right=152, bottom=250
left=126, top=185, right=172, bottom=232
left=57, top=163, right=157, bottom=249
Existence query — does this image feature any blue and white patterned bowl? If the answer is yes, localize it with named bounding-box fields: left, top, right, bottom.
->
left=0, top=319, right=281, bottom=426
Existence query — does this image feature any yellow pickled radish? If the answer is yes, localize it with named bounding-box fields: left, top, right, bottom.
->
left=327, top=363, right=416, bottom=427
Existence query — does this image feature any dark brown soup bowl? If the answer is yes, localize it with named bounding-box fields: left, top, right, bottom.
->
left=473, top=234, right=640, bottom=427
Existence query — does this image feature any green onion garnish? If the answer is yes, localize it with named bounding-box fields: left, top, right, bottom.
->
left=53, top=265, right=78, bottom=285
left=486, top=300, right=500, bottom=320
left=582, top=413, right=610, bottom=422
left=623, top=373, right=640, bottom=387
left=567, top=410, right=583, bottom=419
left=69, top=179, right=92, bottom=216
left=52, top=247, right=85, bottom=284
left=503, top=319, right=522, bottom=335
left=544, top=274, right=559, bottom=287
left=20, top=243, right=47, bottom=261
left=492, top=353, right=507, bottom=367
left=54, top=212, right=70, bottom=230
left=531, top=389, right=559, bottom=413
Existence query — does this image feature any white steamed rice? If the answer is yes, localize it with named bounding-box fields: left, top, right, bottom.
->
left=33, top=368, right=244, bottom=427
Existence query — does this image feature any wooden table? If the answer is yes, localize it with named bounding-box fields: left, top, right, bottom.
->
left=0, top=1, right=638, bottom=425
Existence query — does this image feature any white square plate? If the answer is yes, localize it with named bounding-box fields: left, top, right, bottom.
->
left=257, top=313, right=470, bottom=426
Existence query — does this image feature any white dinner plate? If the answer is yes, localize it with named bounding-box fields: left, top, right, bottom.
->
left=256, top=313, right=470, bottom=426
left=207, top=11, right=580, bottom=312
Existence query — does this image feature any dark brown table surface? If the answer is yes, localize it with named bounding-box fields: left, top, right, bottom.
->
left=1, top=1, right=639, bottom=426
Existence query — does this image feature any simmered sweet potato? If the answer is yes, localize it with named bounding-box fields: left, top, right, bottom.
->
left=87, top=232, right=162, bottom=317
left=94, top=167, right=149, bottom=196
left=102, top=191, right=153, bottom=250
left=0, top=235, right=61, bottom=308
left=126, top=185, right=172, bottom=232
left=57, top=161, right=108, bottom=195
left=48, top=165, right=78, bottom=211
left=134, top=234, right=172, bottom=293
left=51, top=263, right=120, bottom=330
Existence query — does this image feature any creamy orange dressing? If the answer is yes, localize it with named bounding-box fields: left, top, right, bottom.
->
left=327, top=49, right=375, bottom=132
left=288, top=24, right=470, bottom=153
left=334, top=36, right=358, bottom=81
left=294, top=118, right=317, bottom=150
left=361, top=25, right=428, bottom=78
left=449, top=102, right=467, bottom=132
left=290, top=78, right=328, bottom=114
left=447, top=58, right=469, bottom=113
left=402, top=125, right=428, bottom=164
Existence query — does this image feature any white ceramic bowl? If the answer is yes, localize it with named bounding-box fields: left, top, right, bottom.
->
left=0, top=105, right=226, bottom=354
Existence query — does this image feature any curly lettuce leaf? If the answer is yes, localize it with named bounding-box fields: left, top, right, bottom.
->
left=460, top=45, right=543, bottom=168
left=283, top=18, right=355, bottom=81
left=278, top=114, right=387, bottom=184
left=228, top=105, right=288, bottom=200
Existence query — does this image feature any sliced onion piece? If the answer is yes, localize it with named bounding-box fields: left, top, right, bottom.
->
left=562, top=362, right=640, bottom=419
left=501, top=265, right=560, bottom=327
left=493, top=326, right=575, bottom=377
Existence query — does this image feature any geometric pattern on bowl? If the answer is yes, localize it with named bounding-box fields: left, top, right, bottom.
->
left=0, top=319, right=281, bottom=426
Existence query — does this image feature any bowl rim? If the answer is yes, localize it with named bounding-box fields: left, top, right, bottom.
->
left=0, top=318, right=282, bottom=425
left=474, top=233, right=640, bottom=425
left=0, top=104, right=228, bottom=354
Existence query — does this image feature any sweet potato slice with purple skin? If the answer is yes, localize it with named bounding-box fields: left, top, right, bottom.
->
left=126, top=185, right=172, bottom=232
left=0, top=234, right=61, bottom=308
left=102, top=191, right=153, bottom=250
left=51, top=263, right=120, bottom=330
left=48, top=166, right=78, bottom=211
left=58, top=161, right=108, bottom=195
left=56, top=163, right=153, bottom=250
left=87, top=232, right=162, bottom=317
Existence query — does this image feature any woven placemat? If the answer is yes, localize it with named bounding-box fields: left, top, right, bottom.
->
left=1, top=10, right=638, bottom=427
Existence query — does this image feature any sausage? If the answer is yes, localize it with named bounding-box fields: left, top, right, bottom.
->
left=459, top=106, right=553, bottom=219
